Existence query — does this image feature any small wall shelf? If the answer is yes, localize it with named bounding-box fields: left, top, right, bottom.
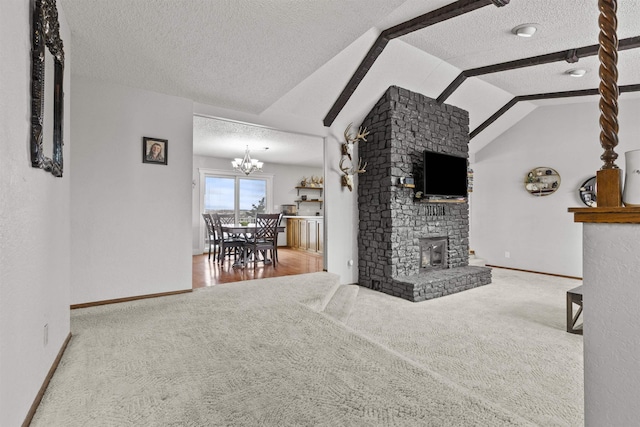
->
left=296, top=199, right=323, bottom=209
left=416, top=198, right=467, bottom=204
left=296, top=186, right=323, bottom=197
left=425, top=199, right=466, bottom=204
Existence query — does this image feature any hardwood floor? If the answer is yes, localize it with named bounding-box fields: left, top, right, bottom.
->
left=192, top=247, right=324, bottom=288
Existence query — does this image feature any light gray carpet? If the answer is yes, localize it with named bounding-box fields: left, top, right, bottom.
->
left=344, top=268, right=584, bottom=426
left=322, top=284, right=360, bottom=324
left=32, top=270, right=583, bottom=426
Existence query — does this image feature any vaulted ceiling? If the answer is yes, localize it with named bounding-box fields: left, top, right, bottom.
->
left=59, top=0, right=640, bottom=161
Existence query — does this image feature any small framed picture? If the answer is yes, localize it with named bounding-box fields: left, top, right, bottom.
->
left=142, top=137, right=168, bottom=165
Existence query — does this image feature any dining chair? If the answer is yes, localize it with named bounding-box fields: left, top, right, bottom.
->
left=211, top=213, right=246, bottom=266
left=270, top=214, right=283, bottom=264
left=245, top=213, right=281, bottom=268
left=201, top=213, right=219, bottom=261
left=217, top=214, right=236, bottom=238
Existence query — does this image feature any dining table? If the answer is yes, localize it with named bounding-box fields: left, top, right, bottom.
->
left=221, top=224, right=285, bottom=237
left=220, top=224, right=285, bottom=267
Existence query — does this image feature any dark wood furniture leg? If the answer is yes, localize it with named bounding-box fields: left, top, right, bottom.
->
left=567, top=285, right=583, bottom=335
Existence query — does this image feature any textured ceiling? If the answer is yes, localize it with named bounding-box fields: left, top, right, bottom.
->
left=59, top=0, right=406, bottom=114
left=193, top=116, right=323, bottom=167
left=59, top=0, right=640, bottom=158
left=401, top=0, right=640, bottom=97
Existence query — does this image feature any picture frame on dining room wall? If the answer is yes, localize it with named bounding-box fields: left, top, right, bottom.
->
left=142, top=137, right=168, bottom=165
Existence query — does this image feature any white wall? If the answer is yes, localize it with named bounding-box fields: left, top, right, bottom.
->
left=582, top=223, right=640, bottom=426
left=323, top=123, right=362, bottom=283
left=0, top=1, right=71, bottom=425
left=470, top=97, right=640, bottom=277
left=192, top=155, right=323, bottom=253
left=70, top=76, right=193, bottom=305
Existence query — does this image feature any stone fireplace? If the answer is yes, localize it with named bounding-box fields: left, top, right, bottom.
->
left=357, top=86, right=491, bottom=302
left=419, top=237, right=447, bottom=270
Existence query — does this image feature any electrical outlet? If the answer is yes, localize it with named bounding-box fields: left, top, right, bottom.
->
left=44, top=324, right=48, bottom=346
left=505, top=251, right=511, bottom=258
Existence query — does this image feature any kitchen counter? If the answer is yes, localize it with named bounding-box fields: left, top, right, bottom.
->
left=283, top=215, right=323, bottom=219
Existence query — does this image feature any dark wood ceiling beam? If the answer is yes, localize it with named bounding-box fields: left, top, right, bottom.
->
left=436, top=73, right=469, bottom=104
left=470, top=35, right=640, bottom=76
left=518, top=88, right=600, bottom=101
left=619, top=83, right=640, bottom=93
left=470, top=83, right=640, bottom=140
left=381, top=0, right=496, bottom=39
left=439, top=36, right=640, bottom=104
left=469, top=98, right=517, bottom=139
left=323, top=0, right=508, bottom=127
left=322, top=36, right=390, bottom=128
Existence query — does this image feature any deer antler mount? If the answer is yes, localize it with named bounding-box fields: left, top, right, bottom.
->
left=341, top=122, right=370, bottom=161
left=339, top=157, right=367, bottom=192
left=339, top=122, right=368, bottom=192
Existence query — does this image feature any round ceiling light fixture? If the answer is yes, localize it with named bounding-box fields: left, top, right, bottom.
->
left=512, top=24, right=538, bottom=38
left=566, top=68, right=587, bottom=77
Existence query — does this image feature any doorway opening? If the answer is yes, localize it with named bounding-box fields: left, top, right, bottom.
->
left=192, top=115, right=326, bottom=287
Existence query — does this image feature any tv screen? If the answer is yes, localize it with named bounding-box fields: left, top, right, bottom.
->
left=423, top=151, right=468, bottom=198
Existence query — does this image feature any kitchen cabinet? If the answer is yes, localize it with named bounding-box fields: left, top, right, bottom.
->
left=286, top=217, right=323, bottom=254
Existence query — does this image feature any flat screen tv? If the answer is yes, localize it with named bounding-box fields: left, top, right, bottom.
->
left=423, top=150, right=468, bottom=199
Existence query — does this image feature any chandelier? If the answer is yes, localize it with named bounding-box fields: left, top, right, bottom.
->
left=231, top=145, right=263, bottom=175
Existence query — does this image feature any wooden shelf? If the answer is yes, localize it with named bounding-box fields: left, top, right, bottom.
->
left=295, top=199, right=323, bottom=209
left=296, top=186, right=323, bottom=197
left=417, top=198, right=467, bottom=204
left=568, top=206, right=640, bottom=223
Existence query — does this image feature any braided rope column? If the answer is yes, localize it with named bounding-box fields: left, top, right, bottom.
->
left=596, top=0, right=622, bottom=206
left=598, top=0, right=619, bottom=169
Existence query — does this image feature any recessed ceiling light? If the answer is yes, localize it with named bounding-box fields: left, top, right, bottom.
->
left=512, top=24, right=538, bottom=38
left=566, top=69, right=587, bottom=77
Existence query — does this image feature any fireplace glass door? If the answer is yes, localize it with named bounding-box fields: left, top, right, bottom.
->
left=420, top=237, right=448, bottom=270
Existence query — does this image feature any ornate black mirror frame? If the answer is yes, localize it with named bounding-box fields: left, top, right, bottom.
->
left=31, top=0, right=65, bottom=177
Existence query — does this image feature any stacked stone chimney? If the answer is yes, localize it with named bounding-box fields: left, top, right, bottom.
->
left=357, top=86, right=490, bottom=302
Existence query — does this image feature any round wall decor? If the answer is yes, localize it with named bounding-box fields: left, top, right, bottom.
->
left=579, top=176, right=597, bottom=207
left=524, top=167, right=561, bottom=196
